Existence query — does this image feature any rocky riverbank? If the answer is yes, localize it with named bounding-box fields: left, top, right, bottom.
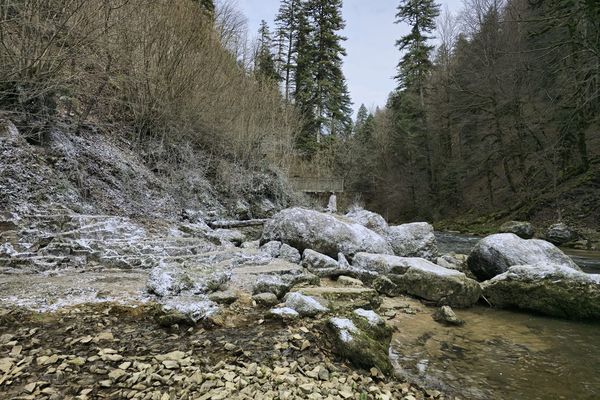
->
left=0, top=302, right=438, bottom=400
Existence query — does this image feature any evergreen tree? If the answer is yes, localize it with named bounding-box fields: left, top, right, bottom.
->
left=293, top=5, right=319, bottom=151
left=354, top=104, right=369, bottom=135
left=255, top=20, right=280, bottom=85
left=274, top=0, right=302, bottom=101
left=395, top=0, right=440, bottom=100
left=302, top=0, right=352, bottom=140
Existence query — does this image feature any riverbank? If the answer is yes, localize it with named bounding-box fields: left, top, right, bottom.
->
left=0, top=302, right=438, bottom=400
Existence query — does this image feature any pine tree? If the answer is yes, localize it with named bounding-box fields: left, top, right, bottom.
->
left=255, top=20, right=280, bottom=85
left=302, top=0, right=352, bottom=139
left=274, top=0, right=302, bottom=101
left=293, top=5, right=319, bottom=151
left=395, top=0, right=440, bottom=101
left=354, top=104, right=369, bottom=135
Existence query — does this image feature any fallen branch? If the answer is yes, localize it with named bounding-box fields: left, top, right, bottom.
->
left=209, top=219, right=268, bottom=229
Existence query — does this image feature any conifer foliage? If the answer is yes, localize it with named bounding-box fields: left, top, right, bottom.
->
left=272, top=0, right=353, bottom=151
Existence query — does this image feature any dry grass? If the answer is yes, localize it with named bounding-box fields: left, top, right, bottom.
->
left=0, top=0, right=298, bottom=170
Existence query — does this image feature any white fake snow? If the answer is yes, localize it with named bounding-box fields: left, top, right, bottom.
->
left=353, top=308, right=384, bottom=326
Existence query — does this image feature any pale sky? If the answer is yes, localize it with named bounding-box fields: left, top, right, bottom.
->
left=235, top=0, right=464, bottom=116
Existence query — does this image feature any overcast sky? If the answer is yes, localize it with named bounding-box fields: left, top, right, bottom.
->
left=235, top=0, right=464, bottom=116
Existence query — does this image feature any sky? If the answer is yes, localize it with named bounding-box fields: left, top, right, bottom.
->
left=235, top=0, right=464, bottom=116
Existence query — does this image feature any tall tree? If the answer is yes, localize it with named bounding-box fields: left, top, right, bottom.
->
left=255, top=20, right=280, bottom=85
left=395, top=0, right=440, bottom=103
left=274, top=0, right=302, bottom=101
left=302, top=0, right=352, bottom=140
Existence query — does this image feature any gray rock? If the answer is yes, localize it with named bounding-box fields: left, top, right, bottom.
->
left=482, top=263, right=600, bottom=320
left=252, top=275, right=290, bottom=298
left=0, top=119, right=20, bottom=140
left=436, top=253, right=469, bottom=273
left=467, top=233, right=580, bottom=281
left=268, top=307, right=299, bottom=321
left=352, top=252, right=413, bottom=274
left=147, top=262, right=230, bottom=297
left=260, top=241, right=282, bottom=257
left=386, top=222, right=438, bottom=261
left=345, top=208, right=388, bottom=234
left=302, top=249, right=339, bottom=270
left=279, top=243, right=301, bottom=264
left=208, top=290, right=239, bottom=305
left=500, top=221, right=535, bottom=239
left=432, top=306, right=464, bottom=326
left=252, top=292, right=279, bottom=307
left=387, top=258, right=482, bottom=307
left=545, top=223, right=577, bottom=245
left=240, top=240, right=260, bottom=249
left=208, top=229, right=245, bottom=246
left=284, top=292, right=329, bottom=317
left=159, top=297, right=219, bottom=323
left=372, top=276, right=399, bottom=297
left=337, top=276, right=364, bottom=287
left=302, top=249, right=378, bottom=283
left=262, top=208, right=393, bottom=258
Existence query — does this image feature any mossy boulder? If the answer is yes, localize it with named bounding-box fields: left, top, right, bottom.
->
left=482, top=263, right=600, bottom=320
left=499, top=221, right=535, bottom=239
left=325, top=316, right=393, bottom=375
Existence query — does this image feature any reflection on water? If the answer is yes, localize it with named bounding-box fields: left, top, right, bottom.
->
left=388, top=298, right=600, bottom=399
left=435, top=232, right=600, bottom=274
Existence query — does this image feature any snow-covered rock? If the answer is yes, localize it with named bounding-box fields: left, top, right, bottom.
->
left=262, top=208, right=393, bottom=258
left=467, top=233, right=580, bottom=281
left=345, top=208, right=388, bottom=234
left=326, top=316, right=392, bottom=375
left=284, top=292, right=329, bottom=317
left=386, top=222, right=438, bottom=261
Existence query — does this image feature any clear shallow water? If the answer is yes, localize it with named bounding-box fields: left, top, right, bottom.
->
left=435, top=231, right=600, bottom=274
left=388, top=298, right=600, bottom=400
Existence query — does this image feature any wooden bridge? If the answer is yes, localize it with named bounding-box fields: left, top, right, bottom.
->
left=289, top=176, right=345, bottom=193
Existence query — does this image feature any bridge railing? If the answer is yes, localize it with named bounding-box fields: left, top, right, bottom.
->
left=289, top=177, right=345, bottom=193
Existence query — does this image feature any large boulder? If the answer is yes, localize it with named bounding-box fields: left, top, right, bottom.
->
left=386, top=222, right=438, bottom=261
left=545, top=223, right=577, bottom=245
left=387, top=258, right=482, bottom=307
left=482, top=263, right=600, bottom=320
left=261, top=208, right=393, bottom=258
left=467, top=233, right=580, bottom=281
left=499, top=221, right=535, bottom=239
left=345, top=208, right=388, bottom=234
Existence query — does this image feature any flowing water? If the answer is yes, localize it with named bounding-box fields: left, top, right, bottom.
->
left=386, top=233, right=600, bottom=399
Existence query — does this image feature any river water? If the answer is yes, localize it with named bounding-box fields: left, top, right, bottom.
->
left=387, top=232, right=600, bottom=399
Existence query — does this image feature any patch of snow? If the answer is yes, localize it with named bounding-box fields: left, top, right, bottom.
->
left=353, top=308, right=384, bottom=326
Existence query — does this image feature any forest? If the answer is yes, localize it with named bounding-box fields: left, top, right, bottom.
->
left=256, top=0, right=600, bottom=228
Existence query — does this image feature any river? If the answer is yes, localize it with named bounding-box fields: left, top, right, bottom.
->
left=387, top=232, right=600, bottom=399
